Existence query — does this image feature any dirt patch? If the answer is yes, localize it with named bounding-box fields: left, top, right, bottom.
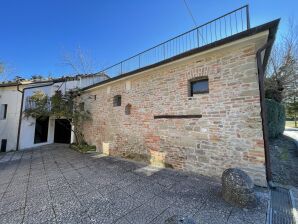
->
left=270, top=135, right=298, bottom=187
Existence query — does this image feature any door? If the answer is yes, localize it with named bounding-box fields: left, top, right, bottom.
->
left=1, top=139, right=7, bottom=152
left=34, top=117, right=49, bottom=144
left=54, top=119, right=71, bottom=143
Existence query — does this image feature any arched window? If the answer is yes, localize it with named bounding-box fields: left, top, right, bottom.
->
left=125, top=104, right=131, bottom=115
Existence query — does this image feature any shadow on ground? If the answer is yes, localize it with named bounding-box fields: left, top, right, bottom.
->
left=0, top=144, right=269, bottom=224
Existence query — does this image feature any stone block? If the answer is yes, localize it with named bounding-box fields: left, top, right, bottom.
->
left=222, top=168, right=256, bottom=208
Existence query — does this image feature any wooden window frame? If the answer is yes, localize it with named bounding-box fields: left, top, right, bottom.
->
left=188, top=77, right=209, bottom=96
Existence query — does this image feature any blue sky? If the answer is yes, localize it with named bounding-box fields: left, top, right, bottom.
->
left=0, top=0, right=297, bottom=80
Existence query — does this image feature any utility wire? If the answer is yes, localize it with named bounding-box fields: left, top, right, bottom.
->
left=182, top=0, right=206, bottom=44
left=182, top=0, right=197, bottom=27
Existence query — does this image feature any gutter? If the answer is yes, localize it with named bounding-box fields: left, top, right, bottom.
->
left=255, top=18, right=279, bottom=185
left=256, top=39, right=274, bottom=183
left=16, top=82, right=54, bottom=151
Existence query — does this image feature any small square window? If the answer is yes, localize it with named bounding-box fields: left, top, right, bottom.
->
left=0, top=104, right=7, bottom=120
left=113, top=95, right=121, bottom=107
left=190, top=79, right=209, bottom=96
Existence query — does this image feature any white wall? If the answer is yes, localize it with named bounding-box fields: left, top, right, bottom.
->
left=19, top=75, right=108, bottom=150
left=20, top=82, right=63, bottom=149
left=0, top=86, right=22, bottom=151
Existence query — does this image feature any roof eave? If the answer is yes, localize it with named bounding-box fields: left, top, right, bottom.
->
left=82, top=19, right=280, bottom=92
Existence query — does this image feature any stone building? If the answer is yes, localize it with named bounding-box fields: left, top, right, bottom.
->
left=80, top=16, right=279, bottom=186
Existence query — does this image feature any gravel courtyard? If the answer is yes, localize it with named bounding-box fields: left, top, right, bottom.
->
left=0, top=144, right=269, bottom=224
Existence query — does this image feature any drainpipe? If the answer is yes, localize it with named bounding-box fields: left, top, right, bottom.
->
left=256, top=39, right=274, bottom=184
left=16, top=82, right=54, bottom=151
left=16, top=83, right=24, bottom=151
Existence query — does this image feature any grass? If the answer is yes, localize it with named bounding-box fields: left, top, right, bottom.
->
left=286, top=121, right=298, bottom=128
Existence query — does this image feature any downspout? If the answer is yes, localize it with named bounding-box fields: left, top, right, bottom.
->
left=16, top=83, right=24, bottom=151
left=256, top=39, right=274, bottom=184
left=16, top=82, right=54, bottom=151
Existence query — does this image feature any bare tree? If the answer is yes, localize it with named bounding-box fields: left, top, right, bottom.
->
left=0, top=63, right=4, bottom=84
left=0, top=63, right=4, bottom=74
left=62, top=47, right=96, bottom=75
left=265, top=19, right=298, bottom=127
left=265, top=19, right=298, bottom=102
left=0, top=62, right=17, bottom=83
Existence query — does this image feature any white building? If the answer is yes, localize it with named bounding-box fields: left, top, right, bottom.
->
left=0, top=74, right=108, bottom=151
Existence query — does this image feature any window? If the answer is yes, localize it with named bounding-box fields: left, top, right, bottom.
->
left=125, top=104, right=131, bottom=115
left=113, top=95, right=121, bottom=107
left=0, top=104, right=7, bottom=120
left=1, top=139, right=7, bottom=152
left=190, top=78, right=209, bottom=96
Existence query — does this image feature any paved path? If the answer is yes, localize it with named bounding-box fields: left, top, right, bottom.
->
left=0, top=144, right=269, bottom=224
left=284, top=127, right=298, bottom=146
left=284, top=127, right=298, bottom=224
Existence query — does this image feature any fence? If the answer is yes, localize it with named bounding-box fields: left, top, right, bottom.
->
left=100, top=5, right=250, bottom=78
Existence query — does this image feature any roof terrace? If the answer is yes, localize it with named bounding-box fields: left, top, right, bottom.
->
left=100, top=5, right=250, bottom=78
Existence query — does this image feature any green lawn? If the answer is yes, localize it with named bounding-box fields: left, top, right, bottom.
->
left=286, top=121, right=298, bottom=128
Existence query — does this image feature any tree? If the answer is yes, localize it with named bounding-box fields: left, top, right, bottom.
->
left=62, top=47, right=96, bottom=75
left=13, top=76, right=25, bottom=82
left=31, top=75, right=44, bottom=80
left=0, top=63, right=4, bottom=74
left=265, top=19, right=298, bottom=128
left=24, top=89, right=91, bottom=146
left=286, top=98, right=298, bottom=127
left=265, top=19, right=298, bottom=103
left=0, top=62, right=6, bottom=82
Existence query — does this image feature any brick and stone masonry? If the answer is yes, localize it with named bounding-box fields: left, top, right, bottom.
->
left=80, top=31, right=270, bottom=186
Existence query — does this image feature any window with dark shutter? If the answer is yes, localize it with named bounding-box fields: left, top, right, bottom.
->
left=113, top=95, right=121, bottom=107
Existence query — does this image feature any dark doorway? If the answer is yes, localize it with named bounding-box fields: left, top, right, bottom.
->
left=1, top=139, right=7, bottom=152
left=34, top=117, right=49, bottom=144
left=54, top=119, right=71, bottom=143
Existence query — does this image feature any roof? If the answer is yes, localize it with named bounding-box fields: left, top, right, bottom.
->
left=82, top=19, right=280, bottom=92
left=0, top=72, right=110, bottom=88
left=0, top=79, right=52, bottom=88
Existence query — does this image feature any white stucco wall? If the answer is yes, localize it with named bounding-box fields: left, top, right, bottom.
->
left=0, top=86, right=22, bottom=151
left=19, top=75, right=107, bottom=150
left=0, top=75, right=108, bottom=151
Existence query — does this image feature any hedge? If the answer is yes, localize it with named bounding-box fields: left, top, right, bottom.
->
left=265, top=99, right=286, bottom=138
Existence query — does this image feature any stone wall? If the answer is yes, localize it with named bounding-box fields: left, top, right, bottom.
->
left=81, top=34, right=268, bottom=186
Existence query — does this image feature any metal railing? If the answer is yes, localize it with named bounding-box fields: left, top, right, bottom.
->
left=101, top=5, right=250, bottom=78
left=25, top=97, right=51, bottom=111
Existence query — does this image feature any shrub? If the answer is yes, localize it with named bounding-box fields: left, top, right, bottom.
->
left=265, top=99, right=286, bottom=138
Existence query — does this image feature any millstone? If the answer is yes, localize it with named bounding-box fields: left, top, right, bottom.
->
left=165, top=215, right=197, bottom=224
left=222, top=168, right=257, bottom=208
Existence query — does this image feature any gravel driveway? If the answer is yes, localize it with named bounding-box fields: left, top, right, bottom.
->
left=0, top=144, right=268, bottom=224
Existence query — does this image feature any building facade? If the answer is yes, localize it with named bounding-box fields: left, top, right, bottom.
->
left=0, top=84, right=24, bottom=151
left=0, top=74, right=108, bottom=151
left=80, top=20, right=279, bottom=186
